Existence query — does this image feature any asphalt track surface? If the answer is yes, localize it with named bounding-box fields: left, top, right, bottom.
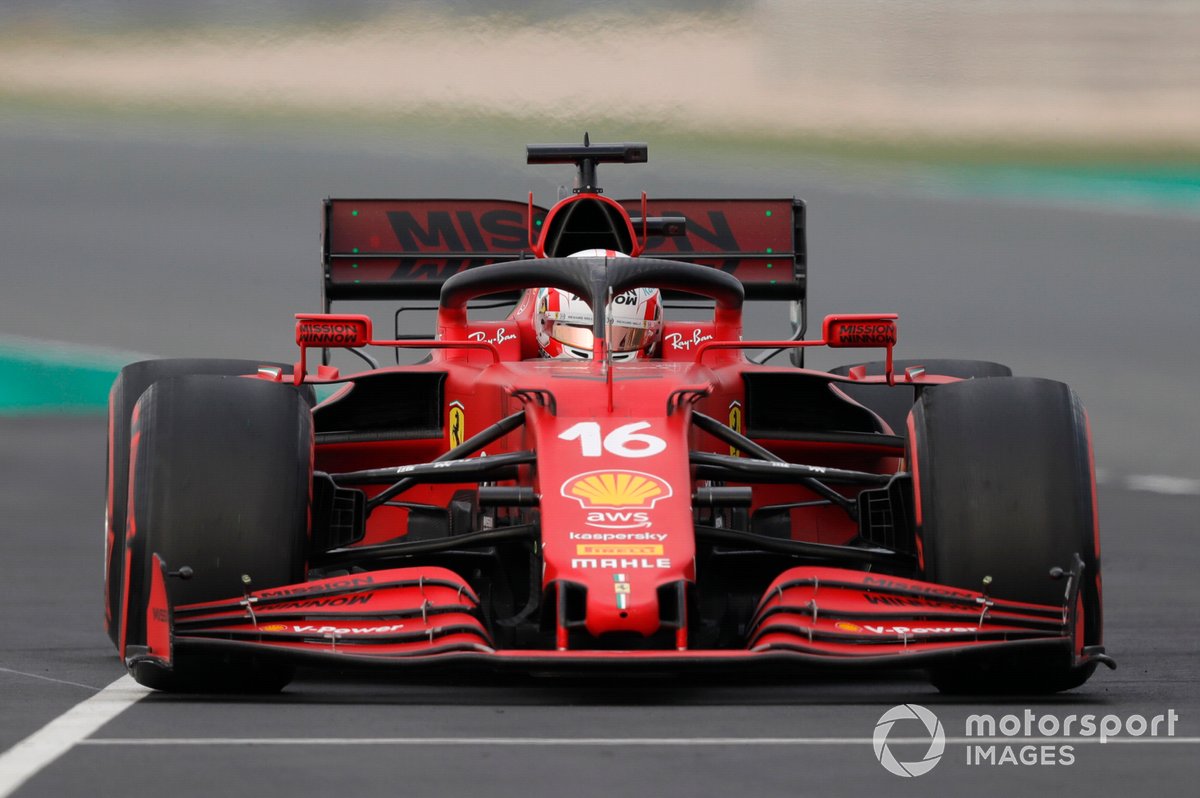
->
left=2, top=127, right=1199, bottom=796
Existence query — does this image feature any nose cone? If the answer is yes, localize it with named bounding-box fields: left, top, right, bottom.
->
left=527, top=403, right=696, bottom=646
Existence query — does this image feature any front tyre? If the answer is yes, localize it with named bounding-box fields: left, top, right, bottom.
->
left=122, top=375, right=312, bottom=692
left=104, top=358, right=313, bottom=646
left=908, top=377, right=1102, bottom=693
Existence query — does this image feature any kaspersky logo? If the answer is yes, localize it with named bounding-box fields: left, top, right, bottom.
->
left=561, top=470, right=673, bottom=510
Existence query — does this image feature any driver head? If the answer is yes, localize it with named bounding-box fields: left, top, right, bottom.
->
left=534, top=250, right=663, bottom=361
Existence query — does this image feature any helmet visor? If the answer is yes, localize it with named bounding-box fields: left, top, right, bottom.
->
left=608, top=323, right=651, bottom=353
left=548, top=322, right=650, bottom=354
left=547, top=322, right=595, bottom=352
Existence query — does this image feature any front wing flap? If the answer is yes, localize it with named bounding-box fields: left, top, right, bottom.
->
left=747, top=567, right=1066, bottom=656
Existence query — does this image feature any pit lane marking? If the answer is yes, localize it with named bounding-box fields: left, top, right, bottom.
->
left=76, top=737, right=1200, bottom=746
left=0, top=674, right=149, bottom=798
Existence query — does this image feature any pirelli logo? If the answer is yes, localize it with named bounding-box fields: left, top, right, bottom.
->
left=575, top=544, right=664, bottom=557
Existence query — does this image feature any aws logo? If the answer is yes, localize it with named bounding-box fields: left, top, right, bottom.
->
left=586, top=510, right=651, bottom=529
left=561, top=470, right=673, bottom=510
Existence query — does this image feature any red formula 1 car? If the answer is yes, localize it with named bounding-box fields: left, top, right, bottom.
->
left=104, top=139, right=1113, bottom=693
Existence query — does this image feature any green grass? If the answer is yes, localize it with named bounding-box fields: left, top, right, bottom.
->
left=0, top=341, right=129, bottom=415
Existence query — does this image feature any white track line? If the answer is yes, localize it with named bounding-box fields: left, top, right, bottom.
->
left=77, top=736, right=1200, bottom=747
left=1094, top=469, right=1200, bottom=496
left=0, top=675, right=149, bottom=798
left=0, top=667, right=99, bottom=692
left=1123, top=475, right=1200, bottom=496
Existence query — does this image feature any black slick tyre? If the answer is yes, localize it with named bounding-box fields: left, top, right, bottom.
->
left=104, top=359, right=313, bottom=646
left=907, top=377, right=1101, bottom=694
left=122, top=375, right=312, bottom=692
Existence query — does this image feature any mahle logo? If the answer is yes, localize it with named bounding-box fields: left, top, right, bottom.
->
left=873, top=704, right=946, bottom=777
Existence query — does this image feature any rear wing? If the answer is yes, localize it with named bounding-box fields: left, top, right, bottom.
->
left=322, top=197, right=806, bottom=307
left=323, top=199, right=535, bottom=304
left=620, top=198, right=806, bottom=302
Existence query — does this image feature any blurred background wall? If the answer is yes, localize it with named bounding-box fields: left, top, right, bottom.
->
left=2, top=0, right=1197, bottom=150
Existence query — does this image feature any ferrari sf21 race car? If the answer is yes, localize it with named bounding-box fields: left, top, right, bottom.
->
left=104, top=139, right=1114, bottom=693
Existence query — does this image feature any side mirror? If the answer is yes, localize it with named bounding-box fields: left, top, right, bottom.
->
left=821, top=314, right=897, bottom=348
left=295, top=313, right=373, bottom=348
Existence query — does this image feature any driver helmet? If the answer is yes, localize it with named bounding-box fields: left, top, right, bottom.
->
left=534, top=249, right=662, bottom=361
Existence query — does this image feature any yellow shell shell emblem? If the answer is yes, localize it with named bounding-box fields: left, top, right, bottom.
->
left=561, top=470, right=673, bottom=509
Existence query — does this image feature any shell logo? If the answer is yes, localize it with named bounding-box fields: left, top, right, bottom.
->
left=835, top=621, right=863, bottom=633
left=561, top=470, right=673, bottom=510
left=262, top=623, right=288, bottom=632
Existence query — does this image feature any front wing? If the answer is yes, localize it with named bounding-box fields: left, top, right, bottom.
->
left=129, top=556, right=1110, bottom=680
